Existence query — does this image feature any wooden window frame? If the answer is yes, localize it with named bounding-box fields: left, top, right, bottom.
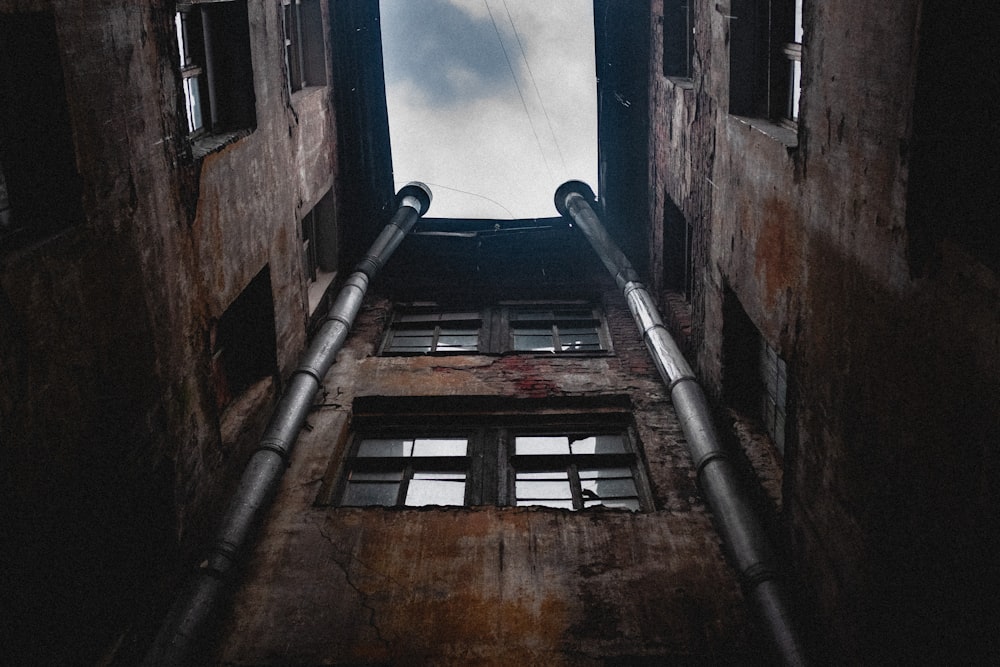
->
left=323, top=409, right=651, bottom=512
left=380, top=302, right=612, bottom=356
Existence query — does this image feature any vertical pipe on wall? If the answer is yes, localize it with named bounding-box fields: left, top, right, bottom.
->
left=143, top=183, right=432, bottom=667
left=555, top=181, right=807, bottom=667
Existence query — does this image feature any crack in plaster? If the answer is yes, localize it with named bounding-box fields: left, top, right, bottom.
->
left=313, top=518, right=392, bottom=651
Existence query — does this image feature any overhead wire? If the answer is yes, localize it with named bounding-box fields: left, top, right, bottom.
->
left=395, top=179, right=517, bottom=218
left=482, top=0, right=555, bottom=182
left=500, top=0, right=569, bottom=178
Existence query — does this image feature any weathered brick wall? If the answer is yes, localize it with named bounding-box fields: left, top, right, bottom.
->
left=212, top=227, right=762, bottom=664
left=647, top=0, right=1000, bottom=661
left=0, top=1, right=339, bottom=662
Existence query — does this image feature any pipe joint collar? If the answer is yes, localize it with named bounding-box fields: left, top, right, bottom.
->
left=694, top=450, right=730, bottom=480
left=353, top=255, right=381, bottom=279
left=397, top=181, right=432, bottom=216
left=741, top=562, right=780, bottom=590
left=668, top=375, right=699, bottom=393
left=554, top=180, right=597, bottom=217
left=257, top=439, right=292, bottom=465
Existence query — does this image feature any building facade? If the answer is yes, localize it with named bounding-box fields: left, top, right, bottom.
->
left=0, top=1, right=996, bottom=664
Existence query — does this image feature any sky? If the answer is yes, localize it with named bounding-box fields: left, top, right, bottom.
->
left=379, top=0, right=598, bottom=219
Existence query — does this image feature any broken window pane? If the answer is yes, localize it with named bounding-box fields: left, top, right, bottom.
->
left=411, top=438, right=468, bottom=457
left=515, top=436, right=570, bottom=455
left=405, top=472, right=467, bottom=506
left=357, top=438, right=413, bottom=457
left=583, top=497, right=640, bottom=511
left=569, top=435, right=626, bottom=454
left=513, top=333, right=556, bottom=352
left=343, top=471, right=403, bottom=506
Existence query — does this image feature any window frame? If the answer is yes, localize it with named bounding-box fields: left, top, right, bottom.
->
left=324, top=408, right=651, bottom=512
left=380, top=302, right=613, bottom=356
left=175, top=6, right=208, bottom=136
left=781, top=0, right=804, bottom=128
left=174, top=0, right=256, bottom=147
left=728, top=0, right=802, bottom=129
left=281, top=0, right=328, bottom=94
left=662, top=0, right=694, bottom=80
left=507, top=430, right=644, bottom=511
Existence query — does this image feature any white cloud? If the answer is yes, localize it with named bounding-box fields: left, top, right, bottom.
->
left=381, top=0, right=597, bottom=218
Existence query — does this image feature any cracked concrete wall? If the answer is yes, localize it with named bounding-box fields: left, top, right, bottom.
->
left=213, top=227, right=764, bottom=664
left=0, top=1, right=339, bottom=663
left=647, top=0, right=1000, bottom=661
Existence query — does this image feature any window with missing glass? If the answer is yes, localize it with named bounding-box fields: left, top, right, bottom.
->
left=341, top=436, right=472, bottom=507
left=381, top=310, right=483, bottom=354
left=281, top=0, right=327, bottom=94
left=728, top=0, right=802, bottom=128
left=512, top=433, right=641, bottom=510
left=381, top=303, right=610, bottom=355
left=327, top=408, right=649, bottom=511
left=175, top=2, right=256, bottom=140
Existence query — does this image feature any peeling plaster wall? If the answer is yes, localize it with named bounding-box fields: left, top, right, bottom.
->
left=648, top=0, right=1000, bottom=661
left=0, top=1, right=338, bottom=663
left=213, top=230, right=763, bottom=664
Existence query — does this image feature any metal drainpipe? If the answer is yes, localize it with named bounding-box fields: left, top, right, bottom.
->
left=142, top=182, right=432, bottom=666
left=554, top=181, right=808, bottom=667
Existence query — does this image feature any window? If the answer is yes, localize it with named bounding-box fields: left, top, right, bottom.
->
left=300, top=188, right=338, bottom=314
left=512, top=433, right=641, bottom=510
left=663, top=193, right=694, bottom=300
left=663, top=0, right=694, bottom=79
left=282, top=0, right=327, bottom=93
left=783, top=0, right=803, bottom=126
left=0, top=12, right=83, bottom=249
left=210, top=266, right=278, bottom=410
left=328, top=403, right=649, bottom=511
left=381, top=303, right=611, bottom=355
left=341, top=436, right=471, bottom=507
left=510, top=307, right=606, bottom=353
left=758, top=339, right=788, bottom=453
left=382, top=311, right=482, bottom=354
left=728, top=0, right=801, bottom=127
left=722, top=288, right=789, bottom=454
left=175, top=2, right=256, bottom=141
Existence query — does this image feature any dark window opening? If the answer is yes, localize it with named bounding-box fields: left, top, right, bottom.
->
left=175, top=1, right=256, bottom=141
left=380, top=302, right=612, bottom=355
left=210, top=267, right=278, bottom=410
left=663, top=194, right=694, bottom=300
left=728, top=0, right=800, bottom=127
left=906, top=1, right=1000, bottom=274
left=283, top=0, right=327, bottom=93
left=0, top=12, right=84, bottom=249
left=663, top=0, right=694, bottom=79
left=327, top=402, right=649, bottom=511
left=722, top=288, right=787, bottom=454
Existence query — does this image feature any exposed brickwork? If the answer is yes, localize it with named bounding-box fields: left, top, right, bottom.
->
left=212, top=229, right=755, bottom=663
left=647, top=0, right=1000, bottom=661
left=0, top=1, right=339, bottom=663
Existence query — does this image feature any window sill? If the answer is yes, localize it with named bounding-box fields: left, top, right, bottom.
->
left=378, top=350, right=615, bottom=358
left=729, top=115, right=798, bottom=148
left=191, top=128, right=254, bottom=160
left=664, top=76, right=694, bottom=91
left=290, top=85, right=329, bottom=104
